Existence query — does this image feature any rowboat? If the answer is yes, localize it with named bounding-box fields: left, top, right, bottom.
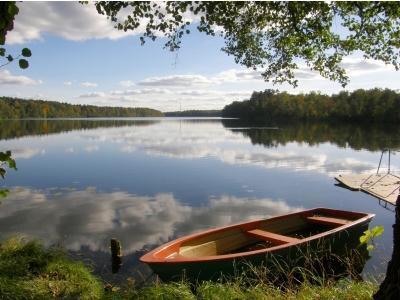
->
left=140, top=208, right=374, bottom=281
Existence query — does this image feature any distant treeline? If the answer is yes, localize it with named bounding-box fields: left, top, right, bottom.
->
left=0, top=119, right=159, bottom=141
left=222, top=89, right=400, bottom=123
left=165, top=110, right=221, bottom=117
left=0, top=97, right=163, bottom=119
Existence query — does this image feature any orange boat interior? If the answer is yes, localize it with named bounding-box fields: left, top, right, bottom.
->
left=157, top=209, right=368, bottom=259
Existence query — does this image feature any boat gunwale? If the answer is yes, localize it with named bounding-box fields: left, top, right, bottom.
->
left=140, top=207, right=375, bottom=264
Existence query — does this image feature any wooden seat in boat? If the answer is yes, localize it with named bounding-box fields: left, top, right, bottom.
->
left=306, top=216, right=349, bottom=227
left=246, top=229, right=300, bottom=245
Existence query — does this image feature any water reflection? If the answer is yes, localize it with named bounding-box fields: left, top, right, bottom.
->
left=71, top=121, right=381, bottom=175
left=11, top=147, right=45, bottom=159
left=222, top=119, right=400, bottom=152
left=0, top=118, right=396, bottom=280
left=0, top=187, right=302, bottom=255
left=0, top=119, right=160, bottom=140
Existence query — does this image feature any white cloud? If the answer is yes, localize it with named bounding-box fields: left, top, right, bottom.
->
left=81, top=82, right=98, bottom=88
left=8, top=2, right=137, bottom=44
left=110, top=88, right=171, bottom=96
left=78, top=92, right=105, bottom=98
left=138, top=74, right=212, bottom=87
left=76, top=87, right=252, bottom=110
left=64, top=81, right=72, bottom=86
left=119, top=80, right=135, bottom=87
left=74, top=68, right=265, bottom=109
left=0, top=70, right=42, bottom=86
left=293, top=69, right=320, bottom=80
left=214, top=69, right=264, bottom=83
left=7, top=2, right=203, bottom=45
left=340, top=58, right=393, bottom=76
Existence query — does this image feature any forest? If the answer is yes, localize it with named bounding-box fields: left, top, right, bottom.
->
left=222, top=89, right=400, bottom=123
left=0, top=97, right=163, bottom=119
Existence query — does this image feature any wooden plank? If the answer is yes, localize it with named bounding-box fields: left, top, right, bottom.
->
left=335, top=173, right=399, bottom=206
left=259, top=215, right=308, bottom=234
left=361, top=174, right=400, bottom=205
left=306, top=216, right=349, bottom=227
left=179, top=232, right=252, bottom=257
left=179, top=241, right=217, bottom=257
left=246, top=229, right=300, bottom=244
left=335, top=174, right=382, bottom=191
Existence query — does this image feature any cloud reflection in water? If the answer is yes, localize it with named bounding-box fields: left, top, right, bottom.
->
left=0, top=187, right=302, bottom=255
left=78, top=122, right=378, bottom=176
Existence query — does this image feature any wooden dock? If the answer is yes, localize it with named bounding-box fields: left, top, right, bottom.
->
left=335, top=173, right=400, bottom=206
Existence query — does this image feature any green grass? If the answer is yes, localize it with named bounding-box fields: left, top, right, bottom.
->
left=103, top=279, right=377, bottom=300
left=0, top=237, right=378, bottom=299
left=0, top=237, right=103, bottom=299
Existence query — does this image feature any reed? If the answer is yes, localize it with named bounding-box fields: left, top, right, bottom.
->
left=107, top=242, right=378, bottom=299
left=0, top=236, right=378, bottom=299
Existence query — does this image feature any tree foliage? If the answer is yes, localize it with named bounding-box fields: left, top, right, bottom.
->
left=0, top=150, right=16, bottom=199
left=222, top=88, right=400, bottom=123
left=93, top=1, right=400, bottom=87
left=0, top=1, right=32, bottom=69
left=0, top=97, right=164, bottom=119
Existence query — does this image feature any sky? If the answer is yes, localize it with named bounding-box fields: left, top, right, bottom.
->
left=1, top=1, right=400, bottom=112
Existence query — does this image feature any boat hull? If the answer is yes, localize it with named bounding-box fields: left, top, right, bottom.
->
left=140, top=208, right=374, bottom=281
left=148, top=221, right=369, bottom=281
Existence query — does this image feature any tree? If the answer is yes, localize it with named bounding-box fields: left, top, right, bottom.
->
left=92, top=2, right=400, bottom=298
left=1, top=1, right=400, bottom=298
left=221, top=88, right=400, bottom=123
left=0, top=2, right=31, bottom=69
left=93, top=1, right=400, bottom=87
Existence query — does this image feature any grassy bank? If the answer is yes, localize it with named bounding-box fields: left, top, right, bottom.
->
left=0, top=237, right=378, bottom=299
left=106, top=280, right=377, bottom=300
left=0, top=237, right=103, bottom=299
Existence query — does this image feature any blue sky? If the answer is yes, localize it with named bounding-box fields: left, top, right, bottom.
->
left=1, top=1, right=400, bottom=112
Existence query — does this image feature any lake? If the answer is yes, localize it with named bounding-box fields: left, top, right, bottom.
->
left=0, top=118, right=398, bottom=283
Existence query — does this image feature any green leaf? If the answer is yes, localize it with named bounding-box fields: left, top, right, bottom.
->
left=8, top=3, right=19, bottom=16
left=18, top=59, right=29, bottom=69
left=0, top=189, right=9, bottom=198
left=7, top=158, right=17, bottom=170
left=367, top=244, right=374, bottom=252
left=21, top=48, right=32, bottom=57
left=0, top=151, right=17, bottom=171
left=0, top=48, right=5, bottom=56
left=0, top=151, right=11, bottom=161
left=371, top=225, right=384, bottom=237
left=359, top=235, right=367, bottom=244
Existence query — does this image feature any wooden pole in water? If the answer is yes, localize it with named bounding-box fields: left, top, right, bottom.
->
left=111, top=238, right=122, bottom=258
left=110, top=238, right=122, bottom=273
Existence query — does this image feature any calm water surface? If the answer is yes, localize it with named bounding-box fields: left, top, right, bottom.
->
left=0, top=118, right=398, bottom=282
